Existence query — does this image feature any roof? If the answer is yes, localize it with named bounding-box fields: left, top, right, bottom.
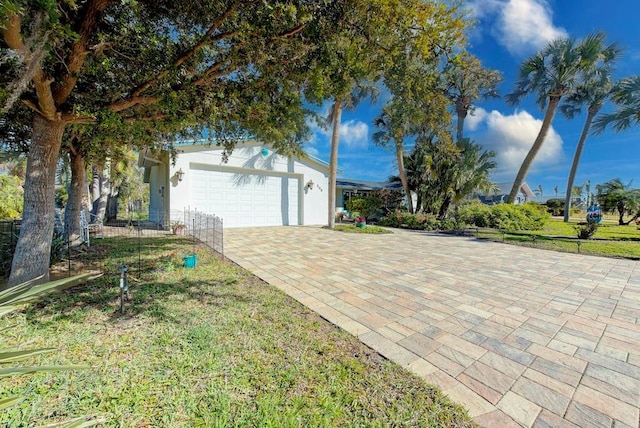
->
left=483, top=182, right=535, bottom=198
left=336, top=178, right=402, bottom=191
left=141, top=140, right=331, bottom=173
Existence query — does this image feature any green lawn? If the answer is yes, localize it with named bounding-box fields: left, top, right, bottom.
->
left=476, top=219, right=640, bottom=259
left=332, top=224, right=393, bottom=234
left=1, top=237, right=475, bottom=427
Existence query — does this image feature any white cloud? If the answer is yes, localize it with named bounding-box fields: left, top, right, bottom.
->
left=305, top=145, right=320, bottom=157
left=465, top=108, right=489, bottom=132
left=339, top=120, right=369, bottom=147
left=469, top=107, right=564, bottom=180
left=467, top=0, right=567, bottom=56
left=309, top=116, right=369, bottom=149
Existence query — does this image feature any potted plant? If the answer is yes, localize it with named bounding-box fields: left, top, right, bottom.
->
left=355, top=216, right=367, bottom=228
left=171, top=221, right=186, bottom=235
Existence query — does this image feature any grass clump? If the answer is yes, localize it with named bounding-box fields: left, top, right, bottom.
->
left=1, top=236, right=475, bottom=427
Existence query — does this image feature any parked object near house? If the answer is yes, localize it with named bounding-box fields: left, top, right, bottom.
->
left=139, top=141, right=329, bottom=228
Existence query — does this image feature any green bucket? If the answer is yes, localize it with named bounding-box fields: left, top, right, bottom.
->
left=183, top=254, right=197, bottom=268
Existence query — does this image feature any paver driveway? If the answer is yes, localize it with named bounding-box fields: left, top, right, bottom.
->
left=224, top=226, right=640, bottom=427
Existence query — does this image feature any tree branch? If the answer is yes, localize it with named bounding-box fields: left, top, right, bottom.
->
left=277, top=23, right=306, bottom=38
left=127, top=1, right=241, bottom=100
left=108, top=96, right=159, bottom=113
left=3, top=14, right=58, bottom=120
left=53, top=0, right=114, bottom=105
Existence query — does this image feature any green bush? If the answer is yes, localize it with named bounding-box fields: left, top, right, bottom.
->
left=379, top=211, right=439, bottom=230
left=457, top=202, right=492, bottom=227
left=0, top=175, right=23, bottom=219
left=575, top=222, right=598, bottom=239
left=457, top=202, right=549, bottom=231
left=545, top=198, right=564, bottom=216
left=345, top=196, right=383, bottom=220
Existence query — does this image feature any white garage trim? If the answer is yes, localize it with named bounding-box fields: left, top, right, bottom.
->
left=189, top=162, right=304, bottom=227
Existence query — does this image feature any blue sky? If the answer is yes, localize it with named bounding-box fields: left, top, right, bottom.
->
left=305, top=0, right=640, bottom=197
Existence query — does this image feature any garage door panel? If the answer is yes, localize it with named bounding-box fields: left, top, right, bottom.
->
left=188, top=168, right=299, bottom=227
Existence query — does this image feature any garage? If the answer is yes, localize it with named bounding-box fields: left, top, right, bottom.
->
left=142, top=141, right=329, bottom=227
left=189, top=166, right=300, bottom=228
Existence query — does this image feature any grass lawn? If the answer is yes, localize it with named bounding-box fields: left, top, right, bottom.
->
left=476, top=218, right=640, bottom=259
left=332, top=224, right=393, bottom=234
left=2, top=237, right=475, bottom=427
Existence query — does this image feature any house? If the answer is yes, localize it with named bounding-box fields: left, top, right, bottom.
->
left=335, top=178, right=402, bottom=212
left=139, top=141, right=329, bottom=228
left=477, top=182, right=535, bottom=205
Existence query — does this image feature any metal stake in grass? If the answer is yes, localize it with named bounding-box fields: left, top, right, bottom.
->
left=501, top=230, right=506, bottom=242
left=119, top=264, right=129, bottom=314
left=577, top=240, right=582, bottom=253
left=532, top=235, right=537, bottom=245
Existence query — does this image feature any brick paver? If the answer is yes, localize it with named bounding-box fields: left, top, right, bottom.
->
left=224, top=226, right=640, bottom=427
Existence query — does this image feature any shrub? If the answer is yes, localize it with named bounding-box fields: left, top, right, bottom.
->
left=545, top=198, right=564, bottom=216
left=457, top=202, right=549, bottom=231
left=575, top=222, right=598, bottom=239
left=345, top=196, right=383, bottom=220
left=457, top=202, right=491, bottom=227
left=379, top=211, right=439, bottom=230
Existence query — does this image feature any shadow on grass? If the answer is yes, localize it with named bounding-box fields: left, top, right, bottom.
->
left=27, top=237, right=249, bottom=328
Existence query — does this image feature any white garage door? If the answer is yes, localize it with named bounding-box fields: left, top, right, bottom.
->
left=189, top=167, right=300, bottom=227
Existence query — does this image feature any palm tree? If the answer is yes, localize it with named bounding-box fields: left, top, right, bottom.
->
left=560, top=36, right=622, bottom=221
left=444, top=53, right=502, bottom=142
left=448, top=138, right=498, bottom=213
left=373, top=104, right=416, bottom=213
left=439, top=138, right=497, bottom=217
left=326, top=86, right=378, bottom=228
left=506, top=32, right=608, bottom=203
left=596, top=178, right=640, bottom=225
left=593, top=75, right=640, bottom=133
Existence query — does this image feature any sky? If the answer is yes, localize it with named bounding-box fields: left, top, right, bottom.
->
left=305, top=0, right=640, bottom=198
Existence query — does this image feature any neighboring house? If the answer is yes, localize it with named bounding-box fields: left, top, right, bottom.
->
left=335, top=178, right=402, bottom=212
left=139, top=141, right=329, bottom=228
left=477, top=182, right=535, bottom=205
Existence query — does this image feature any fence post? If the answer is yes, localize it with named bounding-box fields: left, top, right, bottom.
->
left=138, top=223, right=142, bottom=275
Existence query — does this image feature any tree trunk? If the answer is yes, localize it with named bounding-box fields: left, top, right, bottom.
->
left=327, top=99, right=342, bottom=229
left=106, top=186, right=119, bottom=221
left=64, top=150, right=87, bottom=246
left=90, top=163, right=101, bottom=217
left=618, top=204, right=625, bottom=225
left=507, top=96, right=560, bottom=203
left=438, top=194, right=453, bottom=219
left=95, top=163, right=109, bottom=222
left=395, top=140, right=414, bottom=214
left=455, top=97, right=470, bottom=143
left=563, top=107, right=598, bottom=222
left=7, top=115, right=65, bottom=288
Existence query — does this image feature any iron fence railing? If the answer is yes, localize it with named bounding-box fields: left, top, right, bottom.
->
left=1, top=208, right=223, bottom=279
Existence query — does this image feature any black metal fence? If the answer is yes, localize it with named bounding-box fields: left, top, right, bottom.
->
left=0, top=208, right=223, bottom=279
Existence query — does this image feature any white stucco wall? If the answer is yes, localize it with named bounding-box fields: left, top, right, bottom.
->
left=166, top=142, right=329, bottom=226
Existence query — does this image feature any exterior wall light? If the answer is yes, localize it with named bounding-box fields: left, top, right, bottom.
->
left=306, top=179, right=314, bottom=190
left=175, top=168, right=185, bottom=182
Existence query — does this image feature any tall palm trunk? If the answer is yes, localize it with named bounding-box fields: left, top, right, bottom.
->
left=508, top=96, right=561, bottom=203
left=327, top=99, right=342, bottom=229
left=563, top=105, right=599, bottom=222
left=64, top=149, right=87, bottom=246
left=90, top=164, right=100, bottom=217
left=395, top=140, right=414, bottom=214
left=7, top=115, right=65, bottom=288
left=455, top=96, right=470, bottom=143
left=91, top=162, right=109, bottom=222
